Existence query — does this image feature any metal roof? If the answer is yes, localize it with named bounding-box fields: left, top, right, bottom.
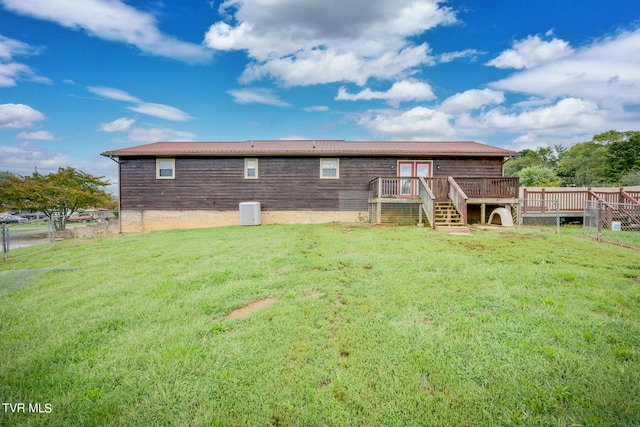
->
left=101, top=140, right=518, bottom=158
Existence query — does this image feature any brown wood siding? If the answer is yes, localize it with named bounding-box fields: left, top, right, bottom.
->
left=119, top=156, right=505, bottom=211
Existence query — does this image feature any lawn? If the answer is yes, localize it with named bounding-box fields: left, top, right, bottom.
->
left=1, top=224, right=639, bottom=426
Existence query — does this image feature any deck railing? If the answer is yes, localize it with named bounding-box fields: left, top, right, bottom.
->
left=418, top=178, right=436, bottom=229
left=454, top=177, right=519, bottom=198
left=522, top=187, right=640, bottom=213
left=448, top=177, right=468, bottom=224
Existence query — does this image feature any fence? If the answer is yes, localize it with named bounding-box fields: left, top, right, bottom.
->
left=519, top=198, right=560, bottom=232
left=584, top=200, right=640, bottom=248
left=2, top=220, right=55, bottom=261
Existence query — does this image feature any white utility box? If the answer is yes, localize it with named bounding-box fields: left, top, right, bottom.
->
left=239, top=202, right=261, bottom=226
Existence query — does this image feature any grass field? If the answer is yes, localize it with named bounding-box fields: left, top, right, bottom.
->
left=1, top=224, right=639, bottom=426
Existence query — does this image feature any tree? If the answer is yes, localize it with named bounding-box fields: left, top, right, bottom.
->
left=556, top=142, right=609, bottom=186
left=598, top=131, right=640, bottom=183
left=504, top=146, right=564, bottom=176
left=516, top=166, right=561, bottom=187
left=0, top=167, right=111, bottom=230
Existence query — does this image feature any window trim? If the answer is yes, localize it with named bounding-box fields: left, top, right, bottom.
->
left=156, top=158, right=175, bottom=179
left=320, top=158, right=340, bottom=179
left=244, top=158, right=259, bottom=179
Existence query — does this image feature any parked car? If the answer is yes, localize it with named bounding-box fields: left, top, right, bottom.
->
left=0, top=214, right=28, bottom=224
left=67, top=213, right=94, bottom=223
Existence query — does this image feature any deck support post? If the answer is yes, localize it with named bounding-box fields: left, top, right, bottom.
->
left=376, top=202, right=381, bottom=224
left=480, top=203, right=486, bottom=224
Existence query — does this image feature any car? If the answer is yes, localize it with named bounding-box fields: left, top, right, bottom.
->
left=0, top=215, right=28, bottom=224
left=67, top=214, right=94, bottom=223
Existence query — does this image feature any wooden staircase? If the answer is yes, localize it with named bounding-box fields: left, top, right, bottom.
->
left=434, top=201, right=465, bottom=227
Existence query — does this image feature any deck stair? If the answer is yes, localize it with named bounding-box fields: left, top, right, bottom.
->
left=434, top=201, right=465, bottom=227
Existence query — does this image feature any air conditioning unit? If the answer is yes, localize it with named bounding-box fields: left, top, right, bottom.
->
left=239, top=202, right=261, bottom=226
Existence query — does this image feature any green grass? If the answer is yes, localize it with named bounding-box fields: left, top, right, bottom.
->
left=1, top=224, right=639, bottom=426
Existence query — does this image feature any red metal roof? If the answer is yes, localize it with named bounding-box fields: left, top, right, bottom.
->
left=101, top=140, right=517, bottom=157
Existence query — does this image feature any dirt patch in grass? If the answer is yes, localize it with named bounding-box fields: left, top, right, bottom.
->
left=301, top=290, right=323, bottom=299
left=224, top=297, right=279, bottom=320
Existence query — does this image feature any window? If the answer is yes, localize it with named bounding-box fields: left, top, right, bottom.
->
left=320, top=158, right=339, bottom=179
left=156, top=158, right=175, bottom=179
left=245, top=158, right=258, bottom=179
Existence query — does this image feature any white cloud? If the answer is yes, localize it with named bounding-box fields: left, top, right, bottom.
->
left=98, top=117, right=136, bottom=133
left=490, top=28, right=640, bottom=107
left=457, top=98, right=606, bottom=134
left=88, top=86, right=141, bottom=103
left=336, top=80, right=436, bottom=107
left=227, top=88, right=291, bottom=106
left=88, top=86, right=192, bottom=121
left=127, top=127, right=196, bottom=144
left=304, top=106, right=330, bottom=113
left=0, top=142, right=72, bottom=175
left=127, top=103, right=192, bottom=122
left=0, top=34, right=50, bottom=87
left=439, top=89, right=505, bottom=115
left=0, top=103, right=46, bottom=129
left=487, top=34, right=574, bottom=69
left=0, top=0, right=212, bottom=63
left=358, top=107, right=456, bottom=140
left=16, top=130, right=57, bottom=141
left=204, top=0, right=456, bottom=86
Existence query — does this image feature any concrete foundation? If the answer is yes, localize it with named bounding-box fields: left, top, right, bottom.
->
left=119, top=209, right=367, bottom=232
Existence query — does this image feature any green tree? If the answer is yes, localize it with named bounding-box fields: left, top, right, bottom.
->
left=504, top=146, right=564, bottom=176
left=596, top=130, right=640, bottom=183
left=516, top=166, right=561, bottom=187
left=0, top=167, right=111, bottom=230
left=556, top=142, right=609, bottom=186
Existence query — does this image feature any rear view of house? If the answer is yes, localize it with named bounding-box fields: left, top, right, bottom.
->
left=101, top=140, right=519, bottom=232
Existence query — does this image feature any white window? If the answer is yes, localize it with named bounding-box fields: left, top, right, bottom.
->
left=156, top=158, right=175, bottom=179
left=320, top=158, right=339, bottom=179
left=245, top=158, right=258, bottom=179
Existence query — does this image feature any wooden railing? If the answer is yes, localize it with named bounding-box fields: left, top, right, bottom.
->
left=448, top=177, right=468, bottom=225
left=418, top=178, right=436, bottom=229
left=454, top=177, right=519, bottom=198
left=522, top=187, right=640, bottom=213
left=369, top=177, right=421, bottom=198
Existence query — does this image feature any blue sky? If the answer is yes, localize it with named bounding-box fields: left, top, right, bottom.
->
left=1, top=0, right=639, bottom=191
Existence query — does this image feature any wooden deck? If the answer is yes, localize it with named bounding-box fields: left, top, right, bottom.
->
left=521, top=187, right=640, bottom=216
left=369, top=177, right=520, bottom=227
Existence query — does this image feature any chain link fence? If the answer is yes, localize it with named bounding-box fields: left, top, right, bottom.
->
left=519, top=198, right=561, bottom=233
left=584, top=200, right=640, bottom=248
left=2, top=220, right=55, bottom=261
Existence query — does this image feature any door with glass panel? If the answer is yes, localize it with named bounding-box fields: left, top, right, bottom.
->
left=398, top=161, right=432, bottom=196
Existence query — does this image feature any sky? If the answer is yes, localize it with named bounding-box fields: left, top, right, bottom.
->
left=1, top=0, right=639, bottom=192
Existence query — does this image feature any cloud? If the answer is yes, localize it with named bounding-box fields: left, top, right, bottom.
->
left=227, top=88, right=291, bottom=106
left=204, top=0, right=456, bottom=86
left=98, top=117, right=136, bottom=133
left=127, top=103, right=192, bottom=122
left=487, top=34, right=574, bottom=69
left=304, top=106, right=330, bottom=113
left=0, top=103, right=46, bottom=129
left=0, top=34, right=50, bottom=87
left=88, top=86, right=192, bottom=121
left=16, top=130, right=57, bottom=141
left=127, top=127, right=196, bottom=143
left=489, top=27, right=640, bottom=106
left=358, top=107, right=456, bottom=140
left=0, top=0, right=212, bottom=63
left=88, top=86, right=141, bottom=103
left=0, top=142, right=72, bottom=175
left=336, top=80, right=436, bottom=107
left=439, top=89, right=505, bottom=115
left=458, top=98, right=606, bottom=134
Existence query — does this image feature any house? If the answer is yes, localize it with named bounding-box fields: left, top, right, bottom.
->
left=101, top=140, right=519, bottom=232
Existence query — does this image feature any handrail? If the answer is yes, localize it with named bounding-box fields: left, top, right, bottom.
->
left=448, top=177, right=468, bottom=225
left=621, top=190, right=639, bottom=205
left=418, top=177, right=436, bottom=229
